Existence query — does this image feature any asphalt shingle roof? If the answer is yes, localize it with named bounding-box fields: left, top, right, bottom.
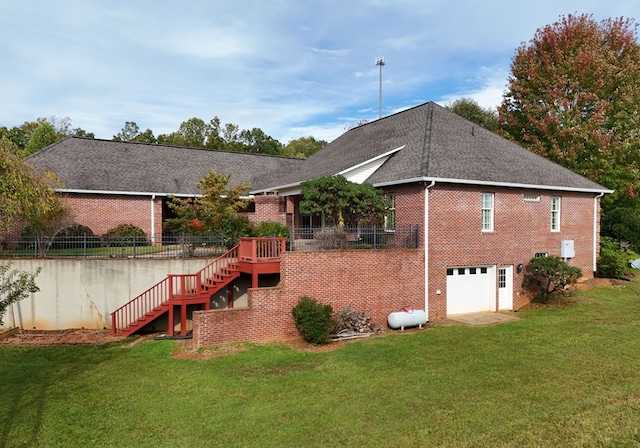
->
left=260, top=102, right=609, bottom=193
left=28, top=138, right=305, bottom=196
left=28, top=102, right=609, bottom=197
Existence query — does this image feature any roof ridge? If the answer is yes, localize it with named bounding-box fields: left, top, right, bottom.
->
left=419, top=103, right=434, bottom=176
left=62, top=137, right=302, bottom=160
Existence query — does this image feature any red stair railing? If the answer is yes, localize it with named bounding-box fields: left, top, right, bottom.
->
left=111, top=245, right=239, bottom=335
left=111, top=277, right=171, bottom=335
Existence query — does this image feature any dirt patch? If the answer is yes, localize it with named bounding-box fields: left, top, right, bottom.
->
left=0, top=329, right=126, bottom=345
left=167, top=330, right=405, bottom=360
left=575, top=277, right=629, bottom=290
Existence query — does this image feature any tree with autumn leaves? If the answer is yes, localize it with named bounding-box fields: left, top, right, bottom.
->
left=499, top=14, right=640, bottom=212
left=165, top=171, right=253, bottom=246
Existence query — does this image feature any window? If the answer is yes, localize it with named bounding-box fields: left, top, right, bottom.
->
left=535, top=252, right=548, bottom=258
left=498, top=268, right=506, bottom=288
left=523, top=194, right=540, bottom=202
left=480, top=267, right=488, bottom=274
left=239, top=201, right=256, bottom=213
left=551, top=197, right=560, bottom=231
left=384, top=193, right=396, bottom=231
left=482, top=193, right=494, bottom=231
left=279, top=196, right=287, bottom=213
left=469, top=268, right=477, bottom=274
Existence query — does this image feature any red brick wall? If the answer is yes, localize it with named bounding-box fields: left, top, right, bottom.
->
left=192, top=249, right=425, bottom=347
left=426, top=184, right=599, bottom=319
left=242, top=195, right=287, bottom=226
left=62, top=194, right=158, bottom=238
left=383, top=183, right=425, bottom=240
left=192, top=182, right=602, bottom=347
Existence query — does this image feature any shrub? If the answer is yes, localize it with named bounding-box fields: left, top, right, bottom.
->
left=219, top=215, right=254, bottom=248
left=597, top=237, right=635, bottom=278
left=291, top=296, right=334, bottom=344
left=50, top=224, right=101, bottom=249
left=523, top=256, right=582, bottom=304
left=313, top=227, right=348, bottom=249
left=254, top=221, right=289, bottom=239
left=103, top=224, right=149, bottom=247
left=601, top=208, right=640, bottom=252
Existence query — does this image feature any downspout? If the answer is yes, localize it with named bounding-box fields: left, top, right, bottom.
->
left=424, top=181, right=436, bottom=318
left=593, top=192, right=604, bottom=274
left=151, top=195, right=156, bottom=245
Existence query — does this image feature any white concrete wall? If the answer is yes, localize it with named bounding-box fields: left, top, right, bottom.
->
left=4, top=259, right=210, bottom=330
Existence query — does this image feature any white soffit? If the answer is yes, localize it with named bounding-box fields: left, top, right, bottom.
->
left=337, top=145, right=405, bottom=184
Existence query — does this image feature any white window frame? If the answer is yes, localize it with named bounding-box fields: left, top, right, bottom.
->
left=482, top=192, right=494, bottom=232
left=551, top=196, right=561, bottom=232
left=384, top=193, right=396, bottom=232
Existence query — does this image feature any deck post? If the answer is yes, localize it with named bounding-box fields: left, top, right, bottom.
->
left=181, top=303, right=187, bottom=336
left=227, top=284, right=234, bottom=308
left=168, top=305, right=174, bottom=337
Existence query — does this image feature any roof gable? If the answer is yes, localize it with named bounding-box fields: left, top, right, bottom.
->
left=259, top=102, right=610, bottom=194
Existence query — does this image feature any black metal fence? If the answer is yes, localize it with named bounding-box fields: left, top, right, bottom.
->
left=0, top=226, right=421, bottom=259
left=289, top=225, right=420, bottom=251
left=0, top=233, right=227, bottom=259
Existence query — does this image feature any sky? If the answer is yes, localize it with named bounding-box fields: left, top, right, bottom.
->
left=1, top=1, right=640, bottom=144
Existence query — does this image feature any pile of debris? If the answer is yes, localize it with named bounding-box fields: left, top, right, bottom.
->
left=332, top=307, right=384, bottom=341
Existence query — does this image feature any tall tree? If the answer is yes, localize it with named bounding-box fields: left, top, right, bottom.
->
left=499, top=14, right=640, bottom=211
left=281, top=136, right=327, bottom=158
left=114, top=121, right=155, bottom=143
left=23, top=121, right=58, bottom=156
left=0, top=141, right=63, bottom=233
left=238, top=128, right=282, bottom=155
left=446, top=98, right=500, bottom=132
left=166, top=171, right=250, bottom=234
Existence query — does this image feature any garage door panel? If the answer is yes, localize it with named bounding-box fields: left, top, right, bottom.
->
left=446, top=266, right=494, bottom=315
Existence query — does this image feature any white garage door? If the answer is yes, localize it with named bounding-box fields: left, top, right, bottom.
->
left=446, top=266, right=495, bottom=315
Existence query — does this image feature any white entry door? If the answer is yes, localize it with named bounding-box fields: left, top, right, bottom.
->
left=498, top=266, right=513, bottom=310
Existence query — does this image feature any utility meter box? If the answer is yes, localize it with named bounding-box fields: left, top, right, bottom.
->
left=561, top=240, right=575, bottom=259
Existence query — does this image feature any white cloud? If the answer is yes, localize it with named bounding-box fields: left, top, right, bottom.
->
left=1, top=0, right=639, bottom=143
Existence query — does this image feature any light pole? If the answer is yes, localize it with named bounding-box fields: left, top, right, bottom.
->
left=375, top=57, right=386, bottom=119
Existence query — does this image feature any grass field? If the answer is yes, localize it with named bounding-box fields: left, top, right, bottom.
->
left=2, top=279, right=640, bottom=447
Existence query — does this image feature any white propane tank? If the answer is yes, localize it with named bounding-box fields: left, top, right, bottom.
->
left=387, top=308, right=428, bottom=330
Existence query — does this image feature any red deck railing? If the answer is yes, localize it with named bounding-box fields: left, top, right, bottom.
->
left=238, top=237, right=286, bottom=262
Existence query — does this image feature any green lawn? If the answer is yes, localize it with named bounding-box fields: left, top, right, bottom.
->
left=2, top=281, right=640, bottom=447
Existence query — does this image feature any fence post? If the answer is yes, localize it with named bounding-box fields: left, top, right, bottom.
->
left=289, top=226, right=294, bottom=251
left=133, top=234, right=137, bottom=258
left=373, top=225, right=378, bottom=248
left=83, top=233, right=87, bottom=259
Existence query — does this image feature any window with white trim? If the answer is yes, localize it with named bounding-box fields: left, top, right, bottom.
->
left=482, top=192, right=494, bottom=231
left=551, top=196, right=561, bottom=231
left=384, top=193, right=395, bottom=231
left=523, top=194, right=540, bottom=202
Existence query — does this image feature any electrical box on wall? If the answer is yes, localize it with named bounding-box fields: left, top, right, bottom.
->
left=561, top=240, right=575, bottom=258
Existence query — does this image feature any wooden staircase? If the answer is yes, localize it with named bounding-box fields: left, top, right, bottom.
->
left=111, top=245, right=240, bottom=337
left=110, top=237, right=286, bottom=338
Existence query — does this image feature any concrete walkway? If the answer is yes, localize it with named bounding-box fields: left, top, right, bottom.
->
left=447, top=312, right=519, bottom=326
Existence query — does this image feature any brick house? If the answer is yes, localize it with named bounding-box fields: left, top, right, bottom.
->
left=28, top=138, right=305, bottom=239
left=245, top=102, right=610, bottom=318
left=27, top=102, right=611, bottom=343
